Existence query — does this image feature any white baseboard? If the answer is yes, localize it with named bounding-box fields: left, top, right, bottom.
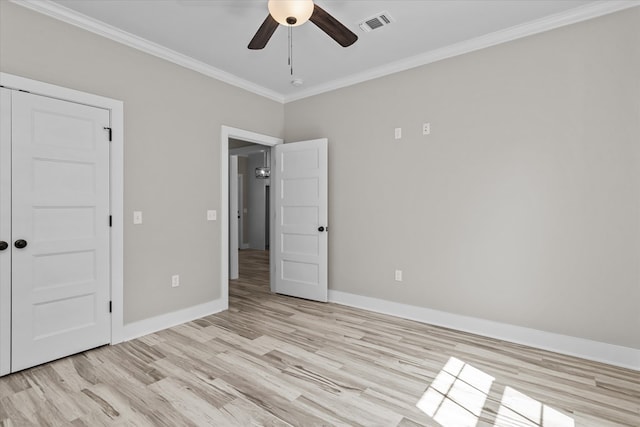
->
left=328, top=290, right=640, bottom=371
left=123, top=298, right=227, bottom=341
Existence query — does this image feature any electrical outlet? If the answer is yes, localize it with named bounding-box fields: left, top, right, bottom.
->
left=171, top=274, right=180, bottom=288
left=423, top=123, right=431, bottom=135
left=395, top=270, right=403, bottom=282
left=207, top=210, right=217, bottom=221
left=133, top=211, right=142, bottom=224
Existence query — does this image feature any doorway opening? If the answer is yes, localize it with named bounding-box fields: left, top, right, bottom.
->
left=230, top=142, right=271, bottom=280
left=220, top=126, right=282, bottom=309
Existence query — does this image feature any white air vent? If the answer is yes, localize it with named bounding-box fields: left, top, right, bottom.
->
left=359, top=12, right=394, bottom=32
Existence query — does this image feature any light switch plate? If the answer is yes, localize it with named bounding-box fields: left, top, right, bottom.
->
left=394, top=128, right=402, bottom=139
left=133, top=211, right=142, bottom=224
left=207, top=210, right=217, bottom=221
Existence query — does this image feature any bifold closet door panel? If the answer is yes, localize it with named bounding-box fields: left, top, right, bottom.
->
left=0, top=88, right=11, bottom=377
left=10, top=91, right=112, bottom=372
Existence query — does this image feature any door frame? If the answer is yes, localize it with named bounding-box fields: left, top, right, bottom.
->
left=221, top=126, right=282, bottom=307
left=0, top=72, right=125, bottom=345
left=0, top=89, right=11, bottom=376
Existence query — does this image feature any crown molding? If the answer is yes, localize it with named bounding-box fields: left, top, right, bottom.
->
left=11, top=0, right=639, bottom=105
left=10, top=0, right=285, bottom=103
left=284, top=0, right=640, bottom=103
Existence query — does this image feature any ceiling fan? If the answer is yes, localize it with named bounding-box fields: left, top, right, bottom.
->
left=248, top=0, right=358, bottom=50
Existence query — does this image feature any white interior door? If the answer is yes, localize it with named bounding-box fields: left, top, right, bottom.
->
left=272, top=139, right=328, bottom=302
left=229, top=155, right=239, bottom=280
left=10, top=91, right=111, bottom=372
left=0, top=89, right=11, bottom=376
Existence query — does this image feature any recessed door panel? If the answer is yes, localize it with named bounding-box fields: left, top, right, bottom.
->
left=282, top=206, right=318, bottom=226
left=281, top=149, right=319, bottom=171
left=282, top=234, right=319, bottom=256
left=281, top=260, right=319, bottom=286
left=33, top=294, right=96, bottom=339
left=33, top=250, right=96, bottom=290
left=282, top=177, right=319, bottom=201
left=33, top=159, right=96, bottom=195
left=33, top=207, right=95, bottom=242
left=33, top=110, right=95, bottom=150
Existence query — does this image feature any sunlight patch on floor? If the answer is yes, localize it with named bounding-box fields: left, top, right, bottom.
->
left=416, top=357, right=575, bottom=427
left=416, top=357, right=494, bottom=427
left=496, top=386, right=575, bottom=427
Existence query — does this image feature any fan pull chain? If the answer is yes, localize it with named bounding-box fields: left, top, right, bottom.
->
left=288, top=25, right=293, bottom=76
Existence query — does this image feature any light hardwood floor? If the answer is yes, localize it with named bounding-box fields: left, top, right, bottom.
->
left=1, top=249, right=639, bottom=426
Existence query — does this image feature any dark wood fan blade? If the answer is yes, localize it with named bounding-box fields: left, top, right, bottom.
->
left=309, top=4, right=357, bottom=47
left=248, top=14, right=279, bottom=50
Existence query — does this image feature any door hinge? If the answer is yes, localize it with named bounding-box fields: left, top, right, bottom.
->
left=109, top=215, right=112, bottom=227
left=109, top=301, right=112, bottom=313
left=103, top=127, right=112, bottom=141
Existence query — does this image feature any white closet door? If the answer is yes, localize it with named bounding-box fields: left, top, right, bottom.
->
left=0, top=88, right=11, bottom=376
left=11, top=91, right=111, bottom=372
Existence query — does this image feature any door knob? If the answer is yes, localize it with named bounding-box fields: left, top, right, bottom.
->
left=0, top=241, right=7, bottom=251
left=14, top=239, right=28, bottom=249
left=318, top=226, right=325, bottom=232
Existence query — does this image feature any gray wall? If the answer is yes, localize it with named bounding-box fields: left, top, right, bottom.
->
left=284, top=8, right=640, bottom=349
left=0, top=2, right=284, bottom=324
left=238, top=156, right=249, bottom=247
left=247, top=152, right=270, bottom=250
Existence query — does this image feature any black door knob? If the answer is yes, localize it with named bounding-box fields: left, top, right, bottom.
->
left=14, top=239, right=27, bottom=249
left=0, top=241, right=7, bottom=251
left=318, top=226, right=325, bottom=232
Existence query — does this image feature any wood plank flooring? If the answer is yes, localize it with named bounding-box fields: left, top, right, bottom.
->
left=1, top=249, right=639, bottom=426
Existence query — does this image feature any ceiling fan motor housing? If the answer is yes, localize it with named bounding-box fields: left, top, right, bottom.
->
left=268, top=0, right=314, bottom=27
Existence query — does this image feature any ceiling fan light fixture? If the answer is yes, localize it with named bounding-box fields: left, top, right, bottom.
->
left=268, top=0, right=314, bottom=27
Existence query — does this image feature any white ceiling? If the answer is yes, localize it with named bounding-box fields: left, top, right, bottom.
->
left=32, top=0, right=634, bottom=101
